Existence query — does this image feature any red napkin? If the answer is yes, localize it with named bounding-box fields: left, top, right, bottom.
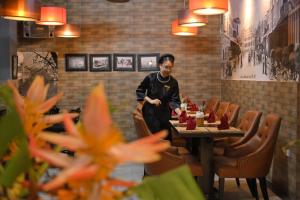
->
left=171, top=110, right=177, bottom=116
left=207, top=111, right=216, bottom=123
left=217, top=114, right=229, bottom=130
left=189, top=103, right=199, bottom=111
left=179, top=111, right=188, bottom=123
left=186, top=116, right=196, bottom=130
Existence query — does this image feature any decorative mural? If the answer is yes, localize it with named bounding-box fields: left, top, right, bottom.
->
left=17, top=51, right=58, bottom=95
left=222, top=0, right=300, bottom=81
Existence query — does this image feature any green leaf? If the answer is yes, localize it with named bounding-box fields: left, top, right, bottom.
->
left=131, top=165, right=205, bottom=200
left=0, top=140, right=30, bottom=187
left=0, top=86, right=25, bottom=158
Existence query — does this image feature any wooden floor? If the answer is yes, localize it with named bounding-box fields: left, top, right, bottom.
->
left=112, top=164, right=282, bottom=200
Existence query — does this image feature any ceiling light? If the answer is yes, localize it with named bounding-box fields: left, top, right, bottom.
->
left=36, top=7, right=66, bottom=26
left=0, top=0, right=40, bottom=21
left=178, top=9, right=208, bottom=27
left=172, top=19, right=198, bottom=36
left=190, top=0, right=228, bottom=15
left=55, top=24, right=81, bottom=38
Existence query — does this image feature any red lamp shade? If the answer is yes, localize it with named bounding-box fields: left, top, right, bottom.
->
left=190, top=0, right=228, bottom=15
left=37, top=7, right=66, bottom=25
left=172, top=19, right=198, bottom=36
left=178, top=9, right=208, bottom=27
left=55, top=24, right=81, bottom=38
left=0, top=0, right=40, bottom=21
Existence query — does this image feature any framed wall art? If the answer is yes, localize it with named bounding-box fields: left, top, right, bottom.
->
left=11, top=55, right=18, bottom=79
left=89, top=54, right=112, bottom=72
left=65, top=54, right=88, bottom=72
left=137, top=53, right=160, bottom=71
left=113, top=54, right=136, bottom=71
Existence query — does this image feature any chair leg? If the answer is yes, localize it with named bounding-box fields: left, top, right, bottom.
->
left=219, top=177, right=225, bottom=200
left=235, top=178, right=240, bottom=187
left=246, top=178, right=259, bottom=200
left=259, top=177, right=269, bottom=200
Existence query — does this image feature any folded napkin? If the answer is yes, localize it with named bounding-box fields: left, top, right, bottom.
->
left=217, top=114, right=229, bottom=130
left=186, top=116, right=196, bottom=130
left=179, top=111, right=188, bottom=123
left=207, top=111, right=216, bottom=123
left=171, top=110, right=177, bottom=116
left=189, top=104, right=199, bottom=112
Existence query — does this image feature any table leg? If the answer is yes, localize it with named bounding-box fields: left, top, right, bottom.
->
left=198, top=137, right=214, bottom=199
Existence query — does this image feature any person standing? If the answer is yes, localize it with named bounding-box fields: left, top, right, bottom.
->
left=136, top=54, right=181, bottom=140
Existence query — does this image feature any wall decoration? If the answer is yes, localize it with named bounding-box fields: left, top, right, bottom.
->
left=222, top=0, right=300, bottom=81
left=65, top=54, right=88, bottom=71
left=17, top=51, right=58, bottom=96
left=137, top=53, right=160, bottom=71
left=113, top=54, right=136, bottom=71
left=89, top=54, right=112, bottom=72
left=11, top=55, right=18, bottom=79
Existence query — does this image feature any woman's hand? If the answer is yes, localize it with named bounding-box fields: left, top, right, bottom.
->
left=150, top=99, right=161, bottom=106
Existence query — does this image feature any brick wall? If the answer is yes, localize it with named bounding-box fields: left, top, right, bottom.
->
left=18, top=0, right=222, bottom=140
left=221, top=80, right=298, bottom=199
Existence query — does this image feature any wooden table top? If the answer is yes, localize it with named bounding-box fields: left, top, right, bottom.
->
left=169, top=119, right=221, bottom=127
left=171, top=125, right=244, bottom=138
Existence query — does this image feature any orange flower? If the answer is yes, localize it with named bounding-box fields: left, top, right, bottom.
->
left=31, top=83, right=170, bottom=198
left=7, top=76, right=76, bottom=139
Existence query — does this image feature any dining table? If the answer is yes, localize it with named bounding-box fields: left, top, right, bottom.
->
left=169, top=119, right=244, bottom=200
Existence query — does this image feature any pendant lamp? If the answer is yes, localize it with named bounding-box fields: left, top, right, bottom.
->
left=55, top=24, right=81, bottom=38
left=55, top=0, right=81, bottom=38
left=0, top=0, right=40, bottom=21
left=178, top=9, right=208, bottom=27
left=36, top=7, right=66, bottom=25
left=190, top=0, right=228, bottom=15
left=172, top=19, right=198, bottom=36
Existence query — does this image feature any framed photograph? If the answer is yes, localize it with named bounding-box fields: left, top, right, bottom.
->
left=11, top=55, right=18, bottom=79
left=138, top=53, right=160, bottom=71
left=89, top=54, right=112, bottom=72
left=113, top=54, right=136, bottom=71
left=65, top=54, right=88, bottom=71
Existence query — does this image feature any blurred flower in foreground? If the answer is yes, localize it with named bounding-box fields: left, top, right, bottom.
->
left=7, top=76, right=77, bottom=141
left=30, top=83, right=170, bottom=199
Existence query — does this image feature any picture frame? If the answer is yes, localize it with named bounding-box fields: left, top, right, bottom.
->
left=137, top=53, right=160, bottom=72
left=65, top=54, right=88, bottom=71
left=89, top=54, right=112, bottom=72
left=11, top=55, right=18, bottom=79
left=113, top=54, right=136, bottom=71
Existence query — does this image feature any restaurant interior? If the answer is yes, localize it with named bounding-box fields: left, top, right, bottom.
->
left=0, top=0, right=300, bottom=199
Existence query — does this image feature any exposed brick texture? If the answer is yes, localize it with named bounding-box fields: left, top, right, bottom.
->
left=18, top=0, right=222, bottom=141
left=221, top=80, right=298, bottom=199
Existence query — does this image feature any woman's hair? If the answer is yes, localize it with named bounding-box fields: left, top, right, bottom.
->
left=158, top=54, right=175, bottom=64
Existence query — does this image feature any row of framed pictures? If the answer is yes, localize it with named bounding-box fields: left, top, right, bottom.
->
left=65, top=53, right=160, bottom=72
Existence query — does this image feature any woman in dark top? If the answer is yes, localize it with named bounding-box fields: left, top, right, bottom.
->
left=136, top=54, right=181, bottom=140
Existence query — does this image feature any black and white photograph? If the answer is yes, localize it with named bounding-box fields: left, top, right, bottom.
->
left=11, top=55, right=18, bottom=79
left=137, top=53, right=160, bottom=71
left=222, top=0, right=300, bottom=81
left=113, top=54, right=136, bottom=71
left=65, top=54, right=88, bottom=72
left=89, top=54, right=112, bottom=72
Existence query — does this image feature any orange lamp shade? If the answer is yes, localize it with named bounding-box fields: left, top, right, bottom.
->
left=172, top=19, right=198, bottom=36
left=55, top=24, right=81, bottom=38
left=0, top=0, right=40, bottom=21
left=190, top=0, right=228, bottom=15
left=37, top=7, right=66, bottom=25
left=178, top=9, right=208, bottom=27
